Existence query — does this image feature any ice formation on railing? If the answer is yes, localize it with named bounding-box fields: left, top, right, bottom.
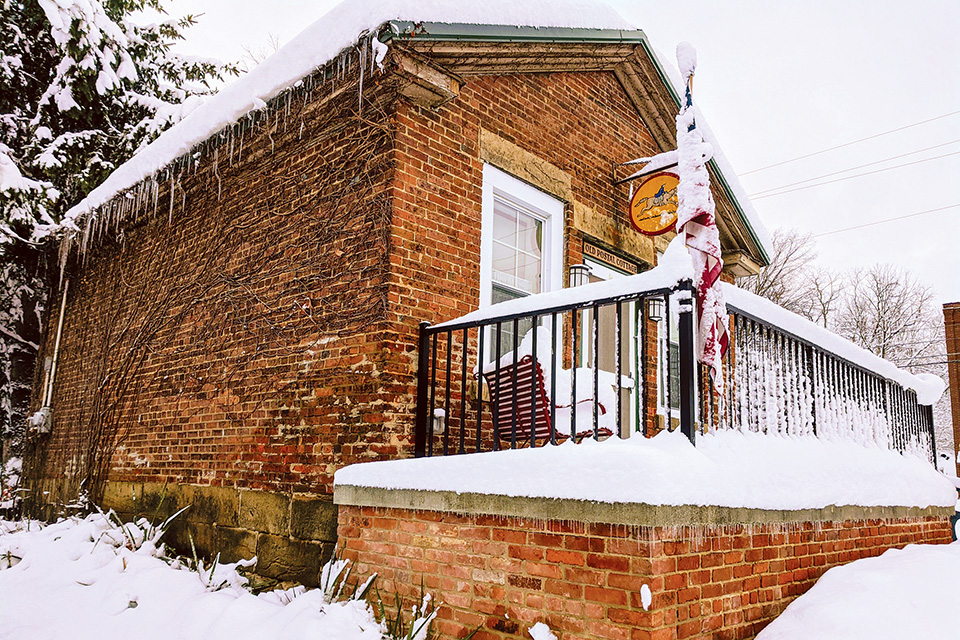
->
left=708, top=307, right=935, bottom=461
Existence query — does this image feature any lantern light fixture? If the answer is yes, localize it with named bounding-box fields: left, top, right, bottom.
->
left=569, top=263, right=592, bottom=288
left=647, top=297, right=665, bottom=322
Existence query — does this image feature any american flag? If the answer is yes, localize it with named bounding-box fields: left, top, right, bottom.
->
left=674, top=43, right=729, bottom=383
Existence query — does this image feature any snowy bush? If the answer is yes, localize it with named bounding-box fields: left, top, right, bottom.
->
left=0, top=0, right=236, bottom=464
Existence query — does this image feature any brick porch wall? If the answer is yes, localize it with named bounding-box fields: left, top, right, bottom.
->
left=336, top=502, right=952, bottom=640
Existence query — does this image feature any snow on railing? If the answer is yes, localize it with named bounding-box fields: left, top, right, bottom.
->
left=415, top=239, right=698, bottom=456
left=704, top=284, right=941, bottom=465
left=414, top=242, right=940, bottom=466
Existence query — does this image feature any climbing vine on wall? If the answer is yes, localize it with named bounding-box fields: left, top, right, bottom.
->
left=26, top=43, right=398, bottom=507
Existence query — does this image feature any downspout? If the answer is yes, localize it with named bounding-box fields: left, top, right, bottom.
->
left=33, top=279, right=69, bottom=434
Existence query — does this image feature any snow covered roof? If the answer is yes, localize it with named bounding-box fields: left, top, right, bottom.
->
left=61, top=0, right=632, bottom=226
left=59, top=0, right=769, bottom=266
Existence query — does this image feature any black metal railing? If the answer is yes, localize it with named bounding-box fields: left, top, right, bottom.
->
left=414, top=279, right=697, bottom=457
left=414, top=280, right=938, bottom=467
left=700, top=305, right=938, bottom=465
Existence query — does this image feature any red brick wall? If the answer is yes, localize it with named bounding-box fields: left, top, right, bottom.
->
left=383, top=71, right=664, bottom=446
left=27, top=63, right=704, bottom=505
left=944, top=303, right=960, bottom=476
left=26, top=63, right=404, bottom=505
left=338, top=505, right=952, bottom=640
left=390, top=70, right=656, bottom=328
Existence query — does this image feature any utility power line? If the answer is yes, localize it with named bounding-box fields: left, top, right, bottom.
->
left=749, top=139, right=960, bottom=197
left=750, top=151, right=960, bottom=200
left=740, top=109, right=960, bottom=175
left=812, top=203, right=960, bottom=238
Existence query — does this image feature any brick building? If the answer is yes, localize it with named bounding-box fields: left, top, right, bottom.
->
left=21, top=7, right=952, bottom=638
left=944, top=302, right=960, bottom=475
left=23, top=6, right=768, bottom=569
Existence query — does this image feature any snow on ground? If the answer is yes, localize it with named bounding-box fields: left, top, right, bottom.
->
left=335, top=429, right=957, bottom=511
left=756, top=541, right=960, bottom=640
left=0, top=515, right=385, bottom=640
left=1, top=508, right=956, bottom=640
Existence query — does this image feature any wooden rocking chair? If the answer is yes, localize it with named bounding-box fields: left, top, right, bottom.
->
left=479, top=355, right=613, bottom=447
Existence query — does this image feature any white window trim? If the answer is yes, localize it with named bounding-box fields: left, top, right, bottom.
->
left=479, top=164, right=563, bottom=309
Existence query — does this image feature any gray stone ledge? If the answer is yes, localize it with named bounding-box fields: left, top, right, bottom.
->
left=334, top=484, right=953, bottom=526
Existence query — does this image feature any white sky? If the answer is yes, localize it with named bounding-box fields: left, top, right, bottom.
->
left=153, top=0, right=960, bottom=305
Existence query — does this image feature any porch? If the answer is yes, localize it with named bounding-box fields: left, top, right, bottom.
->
left=341, top=242, right=950, bottom=638
left=413, top=243, right=940, bottom=465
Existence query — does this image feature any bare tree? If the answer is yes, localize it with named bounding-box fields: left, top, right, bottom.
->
left=737, top=229, right=842, bottom=327
left=738, top=229, right=816, bottom=313
left=794, top=266, right=843, bottom=328
left=834, top=264, right=937, bottom=364
left=239, top=34, right=282, bottom=73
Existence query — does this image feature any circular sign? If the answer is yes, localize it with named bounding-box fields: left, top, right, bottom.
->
left=629, top=172, right=679, bottom=236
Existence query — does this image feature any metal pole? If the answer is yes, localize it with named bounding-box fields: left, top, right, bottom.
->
left=42, top=278, right=71, bottom=408
left=414, top=321, right=431, bottom=457
left=924, top=404, right=938, bottom=468
left=678, top=281, right=697, bottom=445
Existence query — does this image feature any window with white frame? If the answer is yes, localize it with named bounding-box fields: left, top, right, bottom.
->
left=479, top=165, right=563, bottom=356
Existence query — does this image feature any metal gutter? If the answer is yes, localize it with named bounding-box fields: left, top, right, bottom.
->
left=380, top=21, right=649, bottom=45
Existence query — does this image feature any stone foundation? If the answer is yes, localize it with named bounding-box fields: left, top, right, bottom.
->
left=103, top=481, right=337, bottom=587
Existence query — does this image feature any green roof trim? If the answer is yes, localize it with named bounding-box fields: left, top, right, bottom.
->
left=380, top=21, right=648, bottom=45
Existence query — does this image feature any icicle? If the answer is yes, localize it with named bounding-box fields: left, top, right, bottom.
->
left=214, top=148, right=221, bottom=202
left=358, top=42, right=365, bottom=114
left=152, top=177, right=159, bottom=219
left=751, top=323, right=761, bottom=433
left=762, top=328, right=773, bottom=434
left=168, top=173, right=175, bottom=225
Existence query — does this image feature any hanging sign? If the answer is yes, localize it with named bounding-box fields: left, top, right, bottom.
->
left=629, top=172, right=679, bottom=236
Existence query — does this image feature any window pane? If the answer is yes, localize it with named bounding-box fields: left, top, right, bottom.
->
left=490, top=197, right=542, bottom=298
left=491, top=241, right=515, bottom=287
left=515, top=252, right=541, bottom=294
left=490, top=285, right=533, bottom=358
left=491, top=284, right=520, bottom=306
left=493, top=201, right=517, bottom=243
left=669, top=342, right=680, bottom=409
left=516, top=213, right=542, bottom=255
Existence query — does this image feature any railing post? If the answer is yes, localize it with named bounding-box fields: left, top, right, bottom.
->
left=924, top=404, right=938, bottom=468
left=414, top=321, right=431, bottom=458
left=678, top=280, right=697, bottom=445
left=805, top=345, right=817, bottom=436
